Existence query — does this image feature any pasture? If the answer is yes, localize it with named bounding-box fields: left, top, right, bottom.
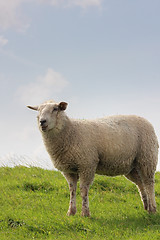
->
left=0, top=166, right=160, bottom=239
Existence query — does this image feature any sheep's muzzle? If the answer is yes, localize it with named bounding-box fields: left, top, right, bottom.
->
left=41, top=125, right=48, bottom=132
left=40, top=120, right=48, bottom=132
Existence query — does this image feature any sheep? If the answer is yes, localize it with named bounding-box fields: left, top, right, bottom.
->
left=27, top=100, right=159, bottom=217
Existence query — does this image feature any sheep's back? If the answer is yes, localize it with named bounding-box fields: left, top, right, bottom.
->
left=74, top=115, right=158, bottom=176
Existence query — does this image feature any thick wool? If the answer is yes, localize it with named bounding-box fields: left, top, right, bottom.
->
left=28, top=100, right=159, bottom=216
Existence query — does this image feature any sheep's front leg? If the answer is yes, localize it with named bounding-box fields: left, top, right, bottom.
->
left=63, top=173, right=79, bottom=216
left=79, top=169, right=96, bottom=217
left=80, top=184, right=90, bottom=217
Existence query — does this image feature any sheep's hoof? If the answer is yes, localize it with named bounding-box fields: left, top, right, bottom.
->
left=143, top=200, right=148, bottom=211
left=67, top=208, right=77, bottom=216
left=81, top=209, right=90, bottom=217
left=148, top=205, right=156, bottom=214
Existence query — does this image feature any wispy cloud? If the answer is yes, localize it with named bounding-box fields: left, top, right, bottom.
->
left=0, top=0, right=102, bottom=31
left=72, top=0, right=103, bottom=8
left=17, top=68, right=69, bottom=105
left=0, top=35, right=8, bottom=47
left=39, top=0, right=103, bottom=8
left=0, top=0, right=30, bottom=31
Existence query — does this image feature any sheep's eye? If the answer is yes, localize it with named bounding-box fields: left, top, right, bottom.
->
left=52, top=107, right=58, bottom=112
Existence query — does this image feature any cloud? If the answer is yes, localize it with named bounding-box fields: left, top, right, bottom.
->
left=0, top=35, right=8, bottom=47
left=69, top=0, right=103, bottom=8
left=17, top=68, right=69, bottom=104
left=39, top=0, right=102, bottom=8
left=0, top=0, right=30, bottom=31
left=0, top=0, right=102, bottom=31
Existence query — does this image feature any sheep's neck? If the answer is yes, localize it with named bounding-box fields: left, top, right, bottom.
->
left=42, top=117, right=74, bottom=162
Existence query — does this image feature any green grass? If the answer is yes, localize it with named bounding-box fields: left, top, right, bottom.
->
left=0, top=166, right=160, bottom=239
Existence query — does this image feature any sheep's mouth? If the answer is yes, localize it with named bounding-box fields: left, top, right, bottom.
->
left=41, top=126, right=48, bottom=132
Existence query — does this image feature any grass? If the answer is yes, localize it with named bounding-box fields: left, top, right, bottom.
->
left=0, top=166, right=160, bottom=239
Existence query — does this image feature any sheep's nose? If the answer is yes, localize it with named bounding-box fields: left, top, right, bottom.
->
left=40, top=120, right=46, bottom=126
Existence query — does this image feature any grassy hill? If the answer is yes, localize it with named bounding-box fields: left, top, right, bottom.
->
left=0, top=166, right=160, bottom=240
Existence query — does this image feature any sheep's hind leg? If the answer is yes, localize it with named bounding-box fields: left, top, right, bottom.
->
left=63, top=173, right=79, bottom=216
left=125, top=168, right=148, bottom=211
left=143, top=177, right=156, bottom=214
left=136, top=164, right=156, bottom=214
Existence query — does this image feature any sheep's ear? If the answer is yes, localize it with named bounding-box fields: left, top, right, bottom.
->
left=58, top=102, right=68, bottom=111
left=27, top=105, right=39, bottom=111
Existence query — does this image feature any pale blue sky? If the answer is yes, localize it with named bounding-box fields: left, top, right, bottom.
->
left=0, top=0, right=160, bottom=169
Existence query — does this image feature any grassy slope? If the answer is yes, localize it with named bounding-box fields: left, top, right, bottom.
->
left=0, top=167, right=160, bottom=240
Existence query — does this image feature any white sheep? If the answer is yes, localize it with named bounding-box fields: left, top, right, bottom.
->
left=27, top=100, right=159, bottom=216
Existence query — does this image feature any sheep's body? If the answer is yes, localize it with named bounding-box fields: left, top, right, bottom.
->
left=28, top=101, right=159, bottom=216
left=43, top=115, right=158, bottom=177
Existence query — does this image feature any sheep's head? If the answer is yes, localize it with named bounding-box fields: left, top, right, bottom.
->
left=27, top=100, right=68, bottom=133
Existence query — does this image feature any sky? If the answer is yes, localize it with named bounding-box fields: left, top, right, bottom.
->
left=0, top=0, right=160, bottom=170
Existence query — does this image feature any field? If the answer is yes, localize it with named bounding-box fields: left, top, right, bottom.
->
left=0, top=166, right=160, bottom=239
